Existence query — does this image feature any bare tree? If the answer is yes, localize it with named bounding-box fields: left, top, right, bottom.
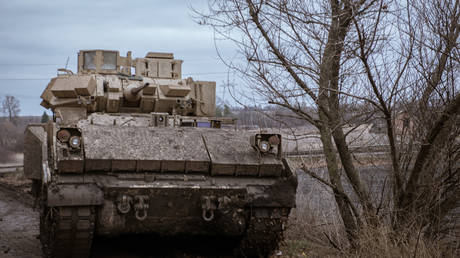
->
left=351, top=0, right=460, bottom=237
left=1, top=95, right=20, bottom=123
left=195, top=0, right=459, bottom=249
left=195, top=0, right=383, bottom=244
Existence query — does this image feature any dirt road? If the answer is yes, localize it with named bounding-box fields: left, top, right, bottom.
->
left=0, top=184, right=42, bottom=258
left=0, top=183, right=236, bottom=257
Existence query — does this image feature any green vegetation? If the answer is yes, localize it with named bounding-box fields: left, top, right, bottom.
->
left=40, top=111, right=49, bottom=123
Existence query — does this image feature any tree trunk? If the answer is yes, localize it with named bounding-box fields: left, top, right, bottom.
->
left=316, top=0, right=376, bottom=236
left=318, top=119, right=358, bottom=243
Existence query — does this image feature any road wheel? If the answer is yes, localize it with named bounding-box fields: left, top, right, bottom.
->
left=40, top=204, right=95, bottom=258
left=235, top=217, right=284, bottom=258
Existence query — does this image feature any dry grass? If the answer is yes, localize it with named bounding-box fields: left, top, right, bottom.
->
left=280, top=200, right=456, bottom=257
left=280, top=157, right=346, bottom=257
left=0, top=167, right=31, bottom=194
left=349, top=225, right=442, bottom=258
left=279, top=156, right=459, bottom=257
left=281, top=222, right=449, bottom=257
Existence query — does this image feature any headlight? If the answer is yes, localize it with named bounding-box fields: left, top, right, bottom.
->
left=69, top=136, right=81, bottom=148
left=250, top=133, right=282, bottom=157
left=258, top=141, right=270, bottom=153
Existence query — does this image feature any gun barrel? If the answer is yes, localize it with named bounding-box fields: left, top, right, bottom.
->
left=131, top=82, right=150, bottom=95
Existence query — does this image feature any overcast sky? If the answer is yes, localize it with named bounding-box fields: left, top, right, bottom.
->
left=0, top=0, right=235, bottom=116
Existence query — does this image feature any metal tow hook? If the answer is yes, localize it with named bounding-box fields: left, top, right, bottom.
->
left=117, top=195, right=133, bottom=214
left=134, top=195, right=149, bottom=221
left=201, top=196, right=217, bottom=222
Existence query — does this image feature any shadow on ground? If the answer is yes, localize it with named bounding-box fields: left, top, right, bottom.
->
left=92, top=234, right=238, bottom=258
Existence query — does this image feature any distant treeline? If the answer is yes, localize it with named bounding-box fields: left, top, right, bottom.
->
left=216, top=104, right=377, bottom=129
left=215, top=105, right=312, bottom=129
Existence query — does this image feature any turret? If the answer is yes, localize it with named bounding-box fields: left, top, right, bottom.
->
left=40, top=50, right=216, bottom=122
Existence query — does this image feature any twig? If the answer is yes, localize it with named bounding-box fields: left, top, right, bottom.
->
left=323, top=232, right=342, bottom=251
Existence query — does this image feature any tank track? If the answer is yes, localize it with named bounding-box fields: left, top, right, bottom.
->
left=236, top=217, right=285, bottom=257
left=40, top=205, right=95, bottom=258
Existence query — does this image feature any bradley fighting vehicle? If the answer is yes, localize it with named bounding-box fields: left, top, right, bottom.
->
left=24, top=50, right=297, bottom=257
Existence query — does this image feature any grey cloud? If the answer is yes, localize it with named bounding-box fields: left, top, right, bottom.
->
left=0, top=0, right=234, bottom=115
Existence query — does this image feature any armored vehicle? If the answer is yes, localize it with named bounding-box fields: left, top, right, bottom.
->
left=24, top=50, right=297, bottom=257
